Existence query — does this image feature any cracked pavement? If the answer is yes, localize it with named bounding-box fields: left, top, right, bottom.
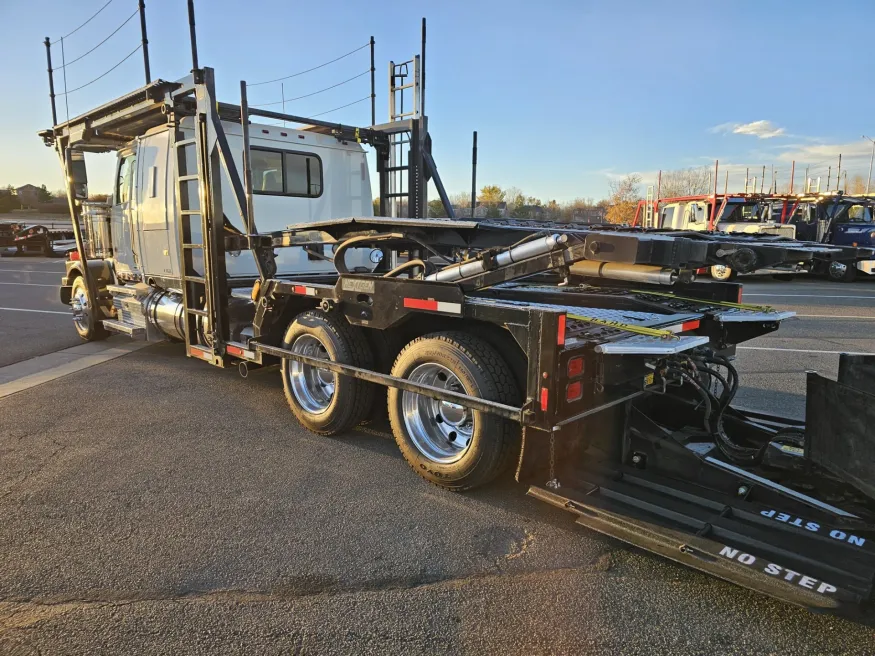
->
left=2, top=278, right=875, bottom=654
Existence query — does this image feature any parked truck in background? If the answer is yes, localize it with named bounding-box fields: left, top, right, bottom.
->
left=656, top=194, right=797, bottom=280
left=777, top=193, right=875, bottom=281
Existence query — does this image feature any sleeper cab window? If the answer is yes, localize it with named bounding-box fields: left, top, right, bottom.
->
left=251, top=147, right=322, bottom=198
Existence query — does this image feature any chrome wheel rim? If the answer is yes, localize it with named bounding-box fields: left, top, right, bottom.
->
left=830, top=261, right=848, bottom=276
left=712, top=265, right=730, bottom=278
left=289, top=334, right=336, bottom=414
left=402, top=363, right=474, bottom=464
left=71, top=284, right=90, bottom=333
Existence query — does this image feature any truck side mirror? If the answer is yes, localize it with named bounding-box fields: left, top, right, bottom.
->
left=65, top=148, right=88, bottom=200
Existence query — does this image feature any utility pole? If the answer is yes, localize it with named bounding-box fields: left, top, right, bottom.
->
left=863, top=135, right=875, bottom=194
left=470, top=131, right=478, bottom=219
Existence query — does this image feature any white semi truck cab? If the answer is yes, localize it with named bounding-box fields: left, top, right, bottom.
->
left=86, top=117, right=374, bottom=286
left=658, top=196, right=797, bottom=280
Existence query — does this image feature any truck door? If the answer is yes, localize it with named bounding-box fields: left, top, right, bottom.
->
left=682, top=202, right=707, bottom=231
left=790, top=204, right=817, bottom=241
left=111, top=150, right=140, bottom=277
left=136, top=133, right=176, bottom=277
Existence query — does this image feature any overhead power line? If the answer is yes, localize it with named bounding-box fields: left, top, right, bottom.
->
left=252, top=70, right=370, bottom=107
left=247, top=42, right=370, bottom=87
left=57, top=43, right=142, bottom=95
left=57, top=8, right=139, bottom=69
left=311, top=96, right=370, bottom=118
left=54, top=0, right=115, bottom=42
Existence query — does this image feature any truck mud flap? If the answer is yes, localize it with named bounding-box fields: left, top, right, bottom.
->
left=529, top=469, right=874, bottom=613
left=807, top=355, right=875, bottom=500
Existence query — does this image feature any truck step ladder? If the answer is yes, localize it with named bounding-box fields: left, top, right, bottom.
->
left=385, top=55, right=423, bottom=218
left=172, top=77, right=229, bottom=366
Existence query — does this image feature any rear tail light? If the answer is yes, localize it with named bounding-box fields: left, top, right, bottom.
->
left=566, top=381, right=583, bottom=402
left=540, top=387, right=549, bottom=411
left=68, top=250, right=80, bottom=261
left=567, top=356, right=584, bottom=378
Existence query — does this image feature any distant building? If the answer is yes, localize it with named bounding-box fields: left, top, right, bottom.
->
left=16, top=184, right=42, bottom=209
left=452, top=201, right=508, bottom=219
left=571, top=207, right=607, bottom=224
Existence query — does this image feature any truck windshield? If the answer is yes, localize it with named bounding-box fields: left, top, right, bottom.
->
left=717, top=202, right=762, bottom=223
left=827, top=202, right=874, bottom=223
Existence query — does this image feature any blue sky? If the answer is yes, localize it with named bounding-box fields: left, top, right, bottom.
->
left=2, top=0, right=874, bottom=201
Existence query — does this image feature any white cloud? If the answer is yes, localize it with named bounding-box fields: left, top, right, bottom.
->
left=711, top=120, right=786, bottom=139
left=776, top=140, right=872, bottom=164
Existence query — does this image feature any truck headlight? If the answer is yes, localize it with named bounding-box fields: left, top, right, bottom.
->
left=869, top=230, right=875, bottom=240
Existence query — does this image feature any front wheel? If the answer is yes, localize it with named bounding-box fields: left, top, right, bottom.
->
left=827, top=261, right=856, bottom=282
left=388, top=332, right=520, bottom=491
left=281, top=309, right=375, bottom=435
left=70, top=276, right=109, bottom=342
left=710, top=264, right=737, bottom=281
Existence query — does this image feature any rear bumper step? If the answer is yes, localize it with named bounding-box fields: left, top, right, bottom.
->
left=529, top=471, right=875, bottom=612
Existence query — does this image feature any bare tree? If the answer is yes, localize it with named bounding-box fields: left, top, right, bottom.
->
left=849, top=174, right=867, bottom=195
left=658, top=166, right=711, bottom=199
left=605, top=174, right=642, bottom=224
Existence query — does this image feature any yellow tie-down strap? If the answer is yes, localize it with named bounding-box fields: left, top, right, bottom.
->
left=566, top=313, right=677, bottom=340
left=631, top=289, right=774, bottom=313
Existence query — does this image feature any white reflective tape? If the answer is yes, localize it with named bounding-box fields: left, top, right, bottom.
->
left=435, top=301, right=462, bottom=315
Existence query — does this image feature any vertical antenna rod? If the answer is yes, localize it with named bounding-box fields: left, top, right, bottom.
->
left=187, top=0, right=199, bottom=71
left=369, top=36, right=376, bottom=125
left=421, top=18, right=426, bottom=117
left=471, top=131, right=478, bottom=219
left=44, top=37, right=58, bottom=126
left=709, top=160, right=719, bottom=230
left=240, top=81, right=256, bottom=236
left=138, top=0, right=151, bottom=83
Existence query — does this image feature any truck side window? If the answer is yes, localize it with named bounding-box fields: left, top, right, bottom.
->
left=251, top=150, right=283, bottom=193
left=284, top=152, right=322, bottom=196
left=661, top=206, right=675, bottom=225
left=116, top=155, right=136, bottom=205
left=250, top=147, right=323, bottom=198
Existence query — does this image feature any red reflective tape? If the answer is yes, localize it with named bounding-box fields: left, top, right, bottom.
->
left=191, top=348, right=212, bottom=361
left=226, top=345, right=244, bottom=357
left=293, top=285, right=307, bottom=295
left=681, top=319, right=700, bottom=332
left=737, top=288, right=743, bottom=303
left=404, top=298, right=439, bottom=311
left=557, top=314, right=566, bottom=346
left=540, top=387, right=549, bottom=412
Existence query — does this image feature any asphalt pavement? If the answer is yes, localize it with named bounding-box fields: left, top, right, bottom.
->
left=1, top=265, right=875, bottom=655
left=0, top=252, right=79, bottom=367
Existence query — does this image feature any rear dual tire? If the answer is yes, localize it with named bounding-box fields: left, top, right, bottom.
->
left=710, top=265, right=737, bottom=281
left=827, top=261, right=856, bottom=283
left=281, top=310, right=375, bottom=435
left=388, top=332, right=519, bottom=491
left=281, top=315, right=520, bottom=491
